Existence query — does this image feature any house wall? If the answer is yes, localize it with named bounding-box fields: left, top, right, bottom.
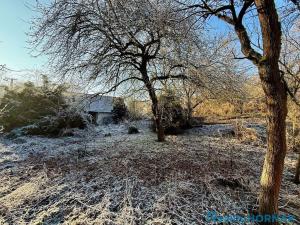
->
left=96, top=112, right=113, bottom=125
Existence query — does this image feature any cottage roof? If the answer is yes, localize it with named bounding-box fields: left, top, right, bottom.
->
left=88, top=95, right=114, bottom=113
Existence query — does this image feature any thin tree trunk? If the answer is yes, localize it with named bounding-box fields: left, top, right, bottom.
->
left=292, top=119, right=299, bottom=184
left=294, top=153, right=300, bottom=184
left=187, top=99, right=193, bottom=126
left=292, top=120, right=296, bottom=150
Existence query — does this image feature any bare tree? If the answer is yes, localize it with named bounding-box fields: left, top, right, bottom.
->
left=281, top=19, right=300, bottom=100
left=30, top=0, right=191, bottom=141
left=176, top=0, right=299, bottom=221
left=281, top=19, right=300, bottom=184
left=165, top=35, right=247, bottom=123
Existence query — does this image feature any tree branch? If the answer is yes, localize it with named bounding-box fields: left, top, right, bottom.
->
left=151, top=74, right=187, bottom=82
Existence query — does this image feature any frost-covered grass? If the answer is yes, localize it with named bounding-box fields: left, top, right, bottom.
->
left=0, top=121, right=299, bottom=224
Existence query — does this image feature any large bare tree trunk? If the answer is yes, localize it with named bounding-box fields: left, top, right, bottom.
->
left=196, top=0, right=288, bottom=221
left=141, top=64, right=165, bottom=142
left=148, top=89, right=165, bottom=142
left=153, top=105, right=165, bottom=142
left=258, top=65, right=287, bottom=221
left=254, top=0, right=288, bottom=222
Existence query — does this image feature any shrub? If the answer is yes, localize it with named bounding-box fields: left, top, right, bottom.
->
left=0, top=77, right=67, bottom=132
left=6, top=109, right=90, bottom=138
left=104, top=133, right=112, bottom=137
left=112, top=98, right=128, bottom=123
left=189, top=117, right=204, bottom=127
left=28, top=110, right=89, bottom=137
left=128, top=126, right=139, bottom=134
left=152, top=90, right=189, bottom=135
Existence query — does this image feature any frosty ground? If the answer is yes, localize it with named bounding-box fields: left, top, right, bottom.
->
left=0, top=121, right=299, bottom=225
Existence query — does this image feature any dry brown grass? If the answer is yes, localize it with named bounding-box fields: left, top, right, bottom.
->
left=0, top=124, right=299, bottom=224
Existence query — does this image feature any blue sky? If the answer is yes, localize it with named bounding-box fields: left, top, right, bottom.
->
left=0, top=0, right=232, bottom=72
left=0, top=0, right=287, bottom=79
left=0, top=0, right=47, bottom=71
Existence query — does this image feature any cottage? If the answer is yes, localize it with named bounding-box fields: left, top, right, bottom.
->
left=66, top=92, right=123, bottom=125
left=87, top=95, right=115, bottom=124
